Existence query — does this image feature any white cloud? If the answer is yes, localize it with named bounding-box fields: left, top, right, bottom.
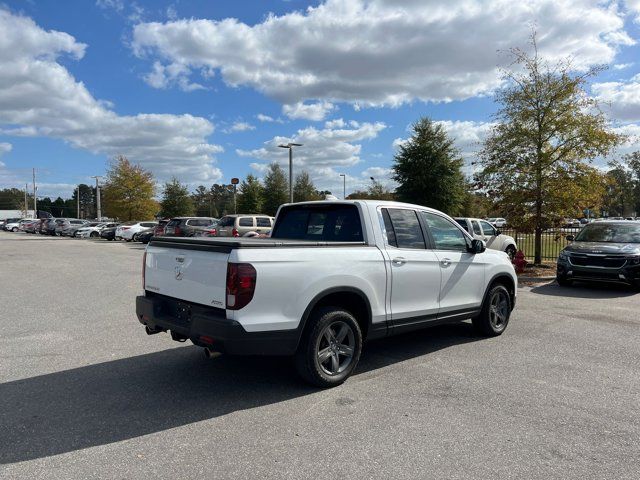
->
left=224, top=121, right=256, bottom=133
left=256, top=114, right=274, bottom=122
left=612, top=123, right=640, bottom=158
left=143, top=61, right=205, bottom=91
left=626, top=0, right=640, bottom=22
left=237, top=120, right=386, bottom=190
left=282, top=101, right=335, bottom=121
left=325, top=118, right=346, bottom=129
left=0, top=9, right=223, bottom=184
left=132, top=0, right=632, bottom=108
left=0, top=142, right=11, bottom=155
left=96, top=0, right=123, bottom=12
left=613, top=62, right=634, bottom=70
left=592, top=76, right=640, bottom=122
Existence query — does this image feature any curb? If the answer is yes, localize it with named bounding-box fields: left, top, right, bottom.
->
left=517, top=276, right=556, bottom=282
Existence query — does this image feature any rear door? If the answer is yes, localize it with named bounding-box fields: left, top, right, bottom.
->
left=255, top=216, right=272, bottom=233
left=381, top=208, right=441, bottom=331
left=144, top=244, right=229, bottom=308
left=420, top=212, right=485, bottom=315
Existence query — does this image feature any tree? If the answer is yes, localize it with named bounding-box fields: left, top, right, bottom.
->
left=159, top=178, right=194, bottom=218
left=238, top=174, right=263, bottom=213
left=209, top=184, right=235, bottom=216
left=621, top=151, right=640, bottom=215
left=293, top=171, right=321, bottom=202
left=347, top=179, right=395, bottom=200
left=604, top=161, right=635, bottom=217
left=191, top=185, right=212, bottom=217
left=262, top=163, right=289, bottom=216
left=393, top=117, right=466, bottom=214
left=102, top=155, right=158, bottom=221
left=477, top=34, right=621, bottom=264
left=70, top=184, right=95, bottom=218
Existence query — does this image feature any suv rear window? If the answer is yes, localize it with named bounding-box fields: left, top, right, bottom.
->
left=272, top=205, right=363, bottom=242
left=239, top=217, right=253, bottom=227
left=217, top=216, right=235, bottom=227
left=256, top=217, right=271, bottom=227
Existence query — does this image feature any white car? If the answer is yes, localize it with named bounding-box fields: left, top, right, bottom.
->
left=486, top=217, right=507, bottom=228
left=116, top=221, right=158, bottom=241
left=4, top=218, right=32, bottom=232
left=75, top=222, right=119, bottom=238
left=137, top=200, right=517, bottom=387
left=455, top=218, right=517, bottom=259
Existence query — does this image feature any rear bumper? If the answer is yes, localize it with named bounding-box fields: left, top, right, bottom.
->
left=136, top=294, right=299, bottom=355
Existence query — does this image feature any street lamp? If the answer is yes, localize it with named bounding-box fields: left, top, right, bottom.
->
left=339, top=174, right=346, bottom=199
left=278, top=143, right=303, bottom=203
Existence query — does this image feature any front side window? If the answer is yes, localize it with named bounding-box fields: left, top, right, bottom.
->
left=479, top=221, right=496, bottom=237
left=421, top=212, right=468, bottom=252
left=385, top=209, right=426, bottom=249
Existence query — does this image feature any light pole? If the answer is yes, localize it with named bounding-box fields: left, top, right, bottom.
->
left=339, top=174, right=346, bottom=199
left=91, top=176, right=103, bottom=220
left=278, top=143, right=303, bottom=203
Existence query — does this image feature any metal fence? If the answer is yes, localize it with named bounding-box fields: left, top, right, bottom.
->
left=500, top=227, right=582, bottom=262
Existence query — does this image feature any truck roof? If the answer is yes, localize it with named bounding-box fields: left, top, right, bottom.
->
left=282, top=199, right=445, bottom=214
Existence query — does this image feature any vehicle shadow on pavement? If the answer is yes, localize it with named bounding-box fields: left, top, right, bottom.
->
left=0, top=323, right=478, bottom=464
left=530, top=282, right=638, bottom=299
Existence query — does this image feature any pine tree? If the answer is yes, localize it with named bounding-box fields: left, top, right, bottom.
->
left=238, top=174, right=263, bottom=213
left=293, top=171, right=321, bottom=202
left=159, top=177, right=194, bottom=218
left=262, top=163, right=289, bottom=216
left=393, top=117, right=466, bottom=214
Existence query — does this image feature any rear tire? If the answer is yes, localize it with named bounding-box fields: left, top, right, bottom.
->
left=556, top=275, right=573, bottom=287
left=11, top=227, right=18, bottom=232
left=472, top=284, right=511, bottom=336
left=294, top=307, right=362, bottom=388
left=90, top=231, right=98, bottom=238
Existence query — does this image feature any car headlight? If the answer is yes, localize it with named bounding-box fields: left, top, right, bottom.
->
left=629, top=256, right=640, bottom=265
left=558, top=252, right=569, bottom=262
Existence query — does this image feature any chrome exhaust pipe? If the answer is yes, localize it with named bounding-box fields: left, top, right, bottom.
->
left=203, top=348, right=222, bottom=359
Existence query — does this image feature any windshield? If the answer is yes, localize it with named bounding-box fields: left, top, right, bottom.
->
left=217, top=216, right=235, bottom=227
left=574, top=223, right=640, bottom=243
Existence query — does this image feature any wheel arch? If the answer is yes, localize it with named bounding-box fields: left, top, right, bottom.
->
left=297, top=287, right=372, bottom=347
left=483, top=273, right=516, bottom=311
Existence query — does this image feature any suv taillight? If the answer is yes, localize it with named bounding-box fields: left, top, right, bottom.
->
left=226, top=263, right=256, bottom=310
left=142, top=251, right=147, bottom=290
left=232, top=228, right=239, bottom=237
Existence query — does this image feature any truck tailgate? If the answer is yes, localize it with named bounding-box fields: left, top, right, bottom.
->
left=144, top=243, right=228, bottom=309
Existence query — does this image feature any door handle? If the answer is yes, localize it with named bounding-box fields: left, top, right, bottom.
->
left=440, top=258, right=451, bottom=267
left=392, top=257, right=407, bottom=266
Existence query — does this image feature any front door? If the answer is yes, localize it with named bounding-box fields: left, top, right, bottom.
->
left=420, top=212, right=486, bottom=316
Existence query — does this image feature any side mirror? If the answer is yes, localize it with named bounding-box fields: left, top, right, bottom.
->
left=495, top=229, right=502, bottom=236
left=469, top=239, right=486, bottom=254
left=566, top=235, right=574, bottom=241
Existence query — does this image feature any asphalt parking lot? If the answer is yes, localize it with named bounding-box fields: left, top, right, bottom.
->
left=1, top=232, right=639, bottom=479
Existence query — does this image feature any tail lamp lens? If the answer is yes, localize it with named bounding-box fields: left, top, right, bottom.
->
left=226, top=263, right=256, bottom=310
left=232, top=228, right=240, bottom=237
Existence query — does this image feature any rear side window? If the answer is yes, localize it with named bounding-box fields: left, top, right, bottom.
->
left=384, top=209, right=426, bottom=249
left=141, top=222, right=157, bottom=228
left=272, top=205, right=363, bottom=242
left=455, top=219, right=469, bottom=233
left=256, top=217, right=271, bottom=227
left=239, top=217, right=254, bottom=227
left=218, top=216, right=234, bottom=227
left=472, top=221, right=482, bottom=235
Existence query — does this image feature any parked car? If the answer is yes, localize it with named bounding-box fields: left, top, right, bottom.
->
left=3, top=218, right=24, bottom=232
left=485, top=217, right=507, bottom=228
left=17, top=219, right=37, bottom=232
left=454, top=218, right=517, bottom=259
left=135, top=229, right=155, bottom=244
left=75, top=222, right=119, bottom=238
left=562, top=218, right=581, bottom=228
left=23, top=219, right=41, bottom=234
left=59, top=219, right=90, bottom=236
left=0, top=219, right=5, bottom=229
left=557, top=221, right=640, bottom=289
left=116, top=221, right=158, bottom=241
left=137, top=200, right=517, bottom=387
left=100, top=226, right=117, bottom=241
left=214, top=214, right=274, bottom=237
left=163, top=217, right=218, bottom=237
left=153, top=219, right=169, bottom=237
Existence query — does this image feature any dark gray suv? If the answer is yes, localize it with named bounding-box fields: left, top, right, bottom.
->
left=557, top=221, right=640, bottom=288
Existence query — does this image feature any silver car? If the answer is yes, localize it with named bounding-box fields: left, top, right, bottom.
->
left=215, top=215, right=274, bottom=237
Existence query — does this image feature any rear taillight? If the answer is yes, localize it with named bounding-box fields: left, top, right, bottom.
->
left=142, top=251, right=147, bottom=290
left=122, top=226, right=130, bottom=230
left=207, top=228, right=217, bottom=236
left=232, top=228, right=239, bottom=237
left=226, top=263, right=256, bottom=310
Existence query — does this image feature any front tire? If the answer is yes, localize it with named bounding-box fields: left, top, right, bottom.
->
left=556, top=275, right=573, bottom=287
left=11, top=227, right=18, bottom=232
left=294, top=307, right=362, bottom=388
left=505, top=245, right=516, bottom=260
left=472, top=284, right=512, bottom=336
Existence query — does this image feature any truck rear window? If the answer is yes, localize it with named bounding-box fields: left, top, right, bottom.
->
left=272, top=205, right=363, bottom=242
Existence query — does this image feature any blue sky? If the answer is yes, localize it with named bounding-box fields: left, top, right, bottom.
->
left=1, top=0, right=640, bottom=199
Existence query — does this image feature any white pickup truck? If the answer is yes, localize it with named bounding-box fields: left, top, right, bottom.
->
left=137, top=200, right=517, bottom=387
